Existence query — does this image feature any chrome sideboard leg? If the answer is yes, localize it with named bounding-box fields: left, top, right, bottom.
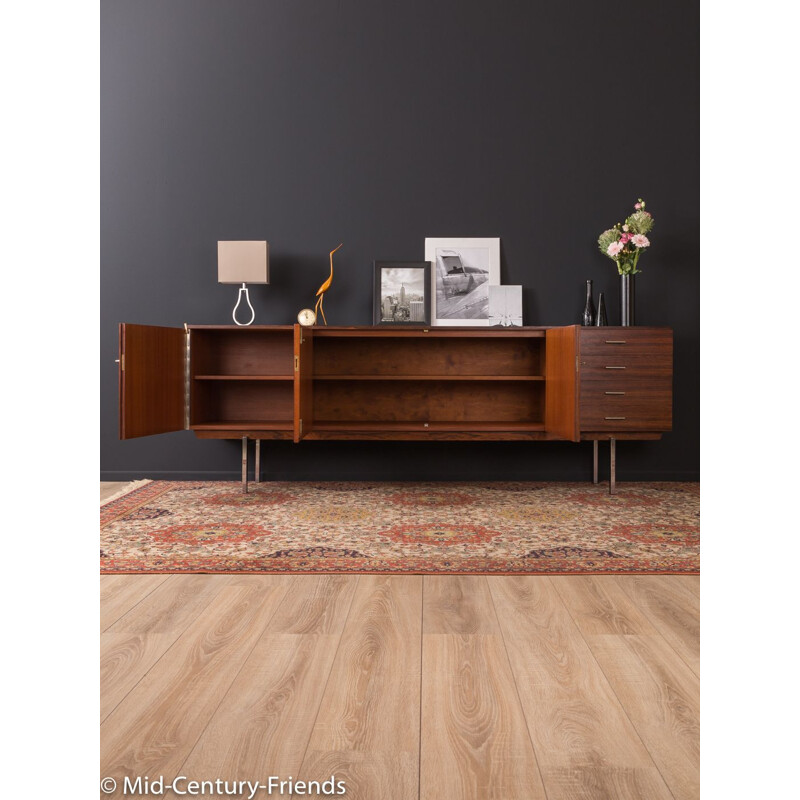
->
left=593, top=440, right=599, bottom=484
left=241, top=436, right=248, bottom=493
left=254, top=439, right=261, bottom=483
left=609, top=437, right=616, bottom=495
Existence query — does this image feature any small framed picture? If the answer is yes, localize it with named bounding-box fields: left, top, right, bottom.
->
left=489, top=285, right=523, bottom=326
left=373, top=261, right=431, bottom=325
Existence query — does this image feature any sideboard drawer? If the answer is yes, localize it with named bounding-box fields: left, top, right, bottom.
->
left=579, top=327, right=672, bottom=359
left=580, top=358, right=672, bottom=381
left=580, top=383, right=672, bottom=430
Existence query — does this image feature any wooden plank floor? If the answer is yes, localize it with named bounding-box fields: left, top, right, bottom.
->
left=101, top=486, right=699, bottom=800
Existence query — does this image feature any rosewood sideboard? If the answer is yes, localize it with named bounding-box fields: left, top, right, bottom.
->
left=118, top=324, right=673, bottom=493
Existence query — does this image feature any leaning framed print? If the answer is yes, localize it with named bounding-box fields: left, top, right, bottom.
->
left=424, top=238, right=500, bottom=326
left=489, top=285, right=523, bottom=326
left=373, top=261, right=431, bottom=325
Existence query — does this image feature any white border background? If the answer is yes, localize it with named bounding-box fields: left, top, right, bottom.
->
left=701, top=1, right=799, bottom=795
left=3, top=0, right=98, bottom=795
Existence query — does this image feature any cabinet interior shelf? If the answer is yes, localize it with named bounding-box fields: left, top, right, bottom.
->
left=313, top=374, right=545, bottom=381
left=194, top=374, right=294, bottom=381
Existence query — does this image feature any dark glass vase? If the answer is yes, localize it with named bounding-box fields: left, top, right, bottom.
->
left=595, top=292, right=608, bottom=326
left=582, top=280, right=595, bottom=326
left=620, top=274, right=635, bottom=326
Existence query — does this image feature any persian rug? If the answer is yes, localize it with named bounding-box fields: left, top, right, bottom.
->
left=100, top=481, right=699, bottom=575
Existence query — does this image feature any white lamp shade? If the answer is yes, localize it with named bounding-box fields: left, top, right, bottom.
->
left=217, top=241, right=269, bottom=284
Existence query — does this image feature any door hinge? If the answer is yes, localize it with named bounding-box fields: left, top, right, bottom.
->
left=294, top=355, right=299, bottom=372
left=184, top=329, right=191, bottom=430
left=118, top=354, right=125, bottom=371
left=576, top=355, right=579, bottom=372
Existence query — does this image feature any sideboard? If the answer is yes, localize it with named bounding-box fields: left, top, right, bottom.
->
left=118, top=324, right=673, bottom=493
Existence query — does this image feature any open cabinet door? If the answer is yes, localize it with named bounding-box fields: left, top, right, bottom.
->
left=293, top=325, right=314, bottom=442
left=119, top=323, right=186, bottom=439
left=545, top=325, right=579, bottom=442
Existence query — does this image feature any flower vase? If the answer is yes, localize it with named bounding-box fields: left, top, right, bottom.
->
left=620, top=274, right=635, bottom=326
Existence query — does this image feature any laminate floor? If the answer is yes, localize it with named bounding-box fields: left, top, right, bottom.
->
left=101, top=484, right=699, bottom=800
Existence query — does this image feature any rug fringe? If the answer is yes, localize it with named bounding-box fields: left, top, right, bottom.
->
left=101, top=479, right=152, bottom=507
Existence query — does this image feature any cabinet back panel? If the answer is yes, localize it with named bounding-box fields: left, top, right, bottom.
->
left=192, top=331, right=294, bottom=376
left=313, top=380, right=544, bottom=423
left=313, top=337, right=543, bottom=377
left=192, top=382, right=294, bottom=423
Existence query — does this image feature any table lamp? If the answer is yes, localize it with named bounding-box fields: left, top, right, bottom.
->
left=218, top=240, right=269, bottom=326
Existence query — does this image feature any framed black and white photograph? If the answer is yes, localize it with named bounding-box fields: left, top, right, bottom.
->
left=424, top=238, right=500, bottom=326
left=373, top=261, right=431, bottom=325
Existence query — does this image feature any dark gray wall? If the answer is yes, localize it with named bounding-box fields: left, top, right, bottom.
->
left=101, top=0, right=699, bottom=481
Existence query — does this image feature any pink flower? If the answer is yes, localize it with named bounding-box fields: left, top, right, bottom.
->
left=634, top=202, right=642, bottom=209
left=619, top=233, right=632, bottom=244
left=622, top=224, right=629, bottom=232
left=607, top=241, right=624, bottom=257
left=631, top=234, right=650, bottom=248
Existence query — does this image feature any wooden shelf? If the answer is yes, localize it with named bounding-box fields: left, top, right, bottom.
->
left=192, top=420, right=293, bottom=431
left=312, top=421, right=546, bottom=432
left=313, top=374, right=545, bottom=381
left=194, top=374, right=294, bottom=381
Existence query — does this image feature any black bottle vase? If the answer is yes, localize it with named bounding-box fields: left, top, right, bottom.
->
left=582, top=280, right=596, bottom=326
left=620, top=274, right=635, bottom=326
left=595, top=292, right=608, bottom=326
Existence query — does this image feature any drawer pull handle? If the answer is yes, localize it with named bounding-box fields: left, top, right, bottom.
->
left=604, top=391, right=626, bottom=395
left=605, top=416, right=627, bottom=420
left=605, top=366, right=626, bottom=369
left=604, top=340, right=627, bottom=344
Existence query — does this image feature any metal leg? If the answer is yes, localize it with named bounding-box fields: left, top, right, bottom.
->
left=255, top=439, right=261, bottom=483
left=609, top=437, right=616, bottom=495
left=593, top=440, right=599, bottom=484
left=241, top=436, right=248, bottom=494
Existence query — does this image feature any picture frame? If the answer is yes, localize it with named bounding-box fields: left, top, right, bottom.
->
left=489, top=285, right=523, bottom=326
left=424, top=237, right=501, bottom=326
left=373, top=261, right=431, bottom=325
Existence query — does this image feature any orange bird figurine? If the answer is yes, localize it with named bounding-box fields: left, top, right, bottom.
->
left=314, top=243, right=342, bottom=325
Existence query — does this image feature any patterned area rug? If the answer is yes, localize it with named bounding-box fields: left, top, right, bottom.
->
left=100, top=481, right=699, bottom=574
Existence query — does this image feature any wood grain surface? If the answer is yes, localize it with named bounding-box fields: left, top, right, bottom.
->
left=165, top=577, right=357, bottom=799
left=101, top=572, right=699, bottom=800
left=101, top=576, right=293, bottom=795
left=100, top=574, right=169, bottom=632
left=422, top=576, right=547, bottom=799
left=106, top=574, right=229, bottom=635
left=119, top=323, right=186, bottom=439
left=299, top=576, right=422, bottom=800
left=545, top=325, right=579, bottom=441
left=489, top=577, right=673, bottom=800
left=550, top=575, right=658, bottom=636
left=587, top=634, right=700, bottom=800
left=615, top=575, right=700, bottom=676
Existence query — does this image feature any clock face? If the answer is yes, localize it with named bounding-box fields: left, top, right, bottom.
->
left=297, top=308, right=316, bottom=326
